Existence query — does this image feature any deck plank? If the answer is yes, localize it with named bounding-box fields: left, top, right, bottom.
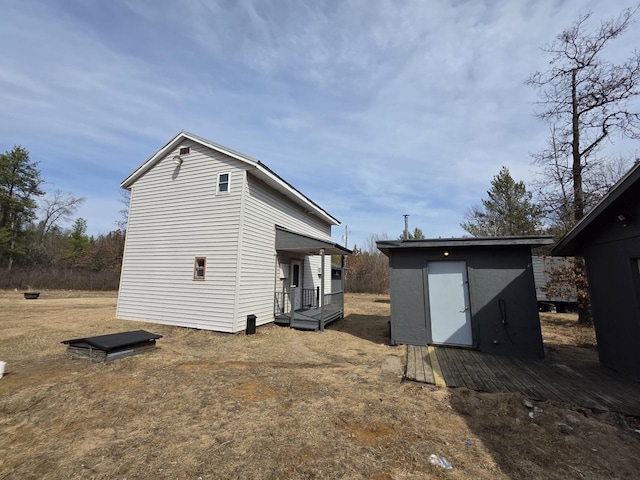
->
left=406, top=345, right=419, bottom=383
left=434, top=348, right=458, bottom=386
left=444, top=348, right=481, bottom=391
left=450, top=348, right=491, bottom=392
left=405, top=345, right=640, bottom=416
left=462, top=350, right=504, bottom=393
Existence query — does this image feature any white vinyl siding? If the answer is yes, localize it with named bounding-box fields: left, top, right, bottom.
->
left=234, top=175, right=333, bottom=330
left=238, top=175, right=331, bottom=328
left=304, top=256, right=332, bottom=298
left=117, top=136, right=338, bottom=333
left=117, top=140, right=246, bottom=332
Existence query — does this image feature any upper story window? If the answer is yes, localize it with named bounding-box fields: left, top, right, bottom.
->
left=179, top=146, right=190, bottom=155
left=218, top=172, right=230, bottom=193
left=194, top=257, right=206, bottom=280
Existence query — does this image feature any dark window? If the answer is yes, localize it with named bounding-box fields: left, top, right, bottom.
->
left=292, top=264, right=300, bottom=287
left=218, top=173, right=230, bottom=193
left=179, top=146, right=190, bottom=155
left=194, top=257, right=206, bottom=280
left=332, top=269, right=342, bottom=280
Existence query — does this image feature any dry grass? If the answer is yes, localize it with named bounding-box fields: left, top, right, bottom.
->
left=1, top=291, right=639, bottom=479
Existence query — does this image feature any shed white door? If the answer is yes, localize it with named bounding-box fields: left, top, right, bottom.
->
left=427, top=261, right=473, bottom=346
left=291, top=261, right=302, bottom=310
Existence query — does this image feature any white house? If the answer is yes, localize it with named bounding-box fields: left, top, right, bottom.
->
left=117, top=131, right=351, bottom=333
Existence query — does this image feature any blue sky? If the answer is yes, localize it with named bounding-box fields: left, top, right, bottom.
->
left=1, top=0, right=639, bottom=249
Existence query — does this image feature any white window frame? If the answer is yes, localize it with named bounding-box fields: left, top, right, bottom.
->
left=194, top=257, right=206, bottom=280
left=217, top=172, right=231, bottom=194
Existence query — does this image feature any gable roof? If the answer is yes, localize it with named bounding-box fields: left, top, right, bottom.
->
left=552, top=161, right=640, bottom=256
left=121, top=131, right=340, bottom=226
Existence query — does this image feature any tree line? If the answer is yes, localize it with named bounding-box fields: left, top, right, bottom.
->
left=0, top=146, right=125, bottom=290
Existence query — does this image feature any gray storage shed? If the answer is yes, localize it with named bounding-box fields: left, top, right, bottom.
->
left=377, top=236, right=553, bottom=359
left=552, top=162, right=640, bottom=379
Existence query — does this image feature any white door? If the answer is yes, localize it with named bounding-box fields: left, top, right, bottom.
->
left=291, top=261, right=302, bottom=310
left=427, top=261, right=473, bottom=346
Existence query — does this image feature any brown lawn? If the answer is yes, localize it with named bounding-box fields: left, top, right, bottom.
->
left=0, top=291, right=639, bottom=479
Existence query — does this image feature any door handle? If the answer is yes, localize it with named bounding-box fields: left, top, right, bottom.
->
left=460, top=306, right=470, bottom=313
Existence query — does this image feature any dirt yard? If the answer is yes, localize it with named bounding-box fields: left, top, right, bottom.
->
left=1, top=291, right=639, bottom=479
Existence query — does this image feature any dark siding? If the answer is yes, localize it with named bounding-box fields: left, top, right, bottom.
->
left=550, top=167, right=640, bottom=377
left=389, top=252, right=427, bottom=345
left=388, top=246, right=544, bottom=358
left=469, top=247, right=544, bottom=358
left=582, top=232, right=640, bottom=378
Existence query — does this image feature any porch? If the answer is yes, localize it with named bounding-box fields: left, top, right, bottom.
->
left=274, top=226, right=351, bottom=331
left=274, top=289, right=344, bottom=330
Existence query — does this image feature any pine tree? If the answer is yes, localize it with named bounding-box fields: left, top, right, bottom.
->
left=0, top=146, right=44, bottom=270
left=461, top=166, right=542, bottom=237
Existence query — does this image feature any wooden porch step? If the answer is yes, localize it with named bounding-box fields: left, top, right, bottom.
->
left=274, top=314, right=291, bottom=326
left=291, top=319, right=320, bottom=331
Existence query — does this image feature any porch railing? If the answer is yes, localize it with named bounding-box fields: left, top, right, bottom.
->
left=274, top=289, right=344, bottom=319
left=302, top=288, right=319, bottom=308
left=274, top=290, right=291, bottom=314
left=323, top=291, right=344, bottom=315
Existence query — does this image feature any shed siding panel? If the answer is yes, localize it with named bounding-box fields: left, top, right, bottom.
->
left=583, top=235, right=640, bottom=377
left=389, top=253, right=428, bottom=345
left=387, top=246, right=544, bottom=358
left=117, top=140, right=246, bottom=332
left=469, top=247, right=544, bottom=358
left=235, top=175, right=333, bottom=330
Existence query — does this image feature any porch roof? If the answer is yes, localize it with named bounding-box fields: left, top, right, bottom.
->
left=275, top=226, right=352, bottom=256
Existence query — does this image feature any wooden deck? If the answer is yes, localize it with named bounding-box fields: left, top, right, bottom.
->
left=274, top=307, right=343, bottom=330
left=407, top=345, right=640, bottom=416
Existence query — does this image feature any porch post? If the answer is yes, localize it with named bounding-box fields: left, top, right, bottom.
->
left=320, top=248, right=325, bottom=331
left=341, top=254, right=345, bottom=314
left=290, top=286, right=295, bottom=326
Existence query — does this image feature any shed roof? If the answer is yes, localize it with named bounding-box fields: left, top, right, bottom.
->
left=121, top=131, right=340, bottom=226
left=552, top=161, right=640, bottom=256
left=377, top=236, right=554, bottom=256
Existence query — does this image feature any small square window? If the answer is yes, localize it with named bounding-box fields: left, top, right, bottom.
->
left=179, top=146, right=190, bottom=155
left=194, top=257, right=206, bottom=280
left=218, top=172, right=230, bottom=193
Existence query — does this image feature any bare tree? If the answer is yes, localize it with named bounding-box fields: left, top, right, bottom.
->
left=116, top=189, right=131, bottom=230
left=37, top=190, right=85, bottom=241
left=528, top=7, right=640, bottom=325
left=532, top=127, right=632, bottom=234
left=528, top=6, right=640, bottom=224
left=363, top=232, right=389, bottom=254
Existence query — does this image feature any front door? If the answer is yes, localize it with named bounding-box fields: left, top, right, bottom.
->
left=291, top=261, right=302, bottom=310
left=427, top=260, right=473, bottom=346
